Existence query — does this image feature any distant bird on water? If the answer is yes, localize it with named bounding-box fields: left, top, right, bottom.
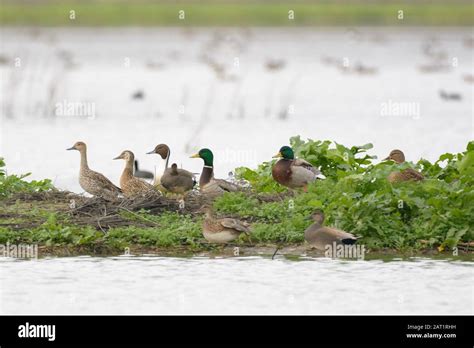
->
left=439, top=90, right=462, bottom=101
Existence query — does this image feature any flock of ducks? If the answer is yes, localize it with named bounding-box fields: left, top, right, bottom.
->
left=67, top=142, right=423, bottom=249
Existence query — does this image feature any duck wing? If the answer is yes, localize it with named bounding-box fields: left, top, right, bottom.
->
left=219, top=218, right=250, bottom=233
left=293, top=158, right=321, bottom=176
left=402, top=168, right=424, bottom=181
left=213, top=178, right=240, bottom=192
left=89, top=170, right=121, bottom=193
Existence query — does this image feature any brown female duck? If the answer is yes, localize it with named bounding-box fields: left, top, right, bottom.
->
left=113, top=150, right=160, bottom=198
left=272, top=146, right=321, bottom=189
left=67, top=141, right=121, bottom=201
left=384, top=149, right=424, bottom=183
left=190, top=148, right=239, bottom=198
left=304, top=210, right=358, bottom=251
left=147, top=144, right=195, bottom=194
left=201, top=206, right=251, bottom=244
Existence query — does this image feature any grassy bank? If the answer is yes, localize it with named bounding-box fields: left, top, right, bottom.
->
left=1, top=139, right=473, bottom=258
left=1, top=1, right=473, bottom=26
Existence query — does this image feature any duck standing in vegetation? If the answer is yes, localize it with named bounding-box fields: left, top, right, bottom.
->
left=113, top=150, right=160, bottom=198
left=304, top=210, right=358, bottom=251
left=272, top=146, right=321, bottom=189
left=147, top=144, right=195, bottom=195
left=67, top=141, right=121, bottom=201
left=200, top=206, right=251, bottom=244
left=384, top=149, right=424, bottom=183
left=190, top=148, right=239, bottom=197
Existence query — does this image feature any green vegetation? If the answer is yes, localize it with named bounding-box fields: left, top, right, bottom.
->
left=0, top=139, right=472, bottom=256
left=0, top=157, right=53, bottom=198
left=224, top=137, right=474, bottom=251
left=1, top=1, right=473, bottom=26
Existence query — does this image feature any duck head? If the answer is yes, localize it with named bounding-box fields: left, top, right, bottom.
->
left=146, top=144, right=170, bottom=159
left=67, top=141, right=87, bottom=152
left=113, top=150, right=135, bottom=163
left=273, top=146, right=294, bottom=160
left=384, top=149, right=405, bottom=163
left=308, top=209, right=325, bottom=225
left=190, top=148, right=214, bottom=166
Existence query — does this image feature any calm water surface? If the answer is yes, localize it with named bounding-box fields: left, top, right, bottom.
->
left=0, top=256, right=472, bottom=314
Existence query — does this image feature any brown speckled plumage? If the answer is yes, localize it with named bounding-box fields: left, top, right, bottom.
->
left=201, top=208, right=250, bottom=244
left=384, top=149, right=424, bottom=183
left=67, top=141, right=121, bottom=201
left=114, top=150, right=160, bottom=198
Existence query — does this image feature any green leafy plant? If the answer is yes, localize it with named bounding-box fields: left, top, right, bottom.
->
left=0, top=158, right=53, bottom=198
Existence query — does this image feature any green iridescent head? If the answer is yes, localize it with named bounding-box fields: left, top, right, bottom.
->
left=273, top=146, right=294, bottom=160
left=191, top=148, right=214, bottom=166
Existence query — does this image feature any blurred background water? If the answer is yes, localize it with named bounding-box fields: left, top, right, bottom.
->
left=0, top=27, right=472, bottom=193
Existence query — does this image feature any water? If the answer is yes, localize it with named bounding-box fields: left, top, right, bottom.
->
left=0, top=256, right=472, bottom=314
left=1, top=27, right=473, bottom=193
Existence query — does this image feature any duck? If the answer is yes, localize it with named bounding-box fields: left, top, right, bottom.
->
left=200, top=206, right=251, bottom=244
left=304, top=210, right=358, bottom=251
left=133, top=160, right=154, bottom=180
left=272, top=146, right=321, bottom=189
left=113, top=150, right=160, bottom=198
left=383, top=149, right=424, bottom=183
left=190, top=148, right=239, bottom=197
left=67, top=141, right=121, bottom=201
left=147, top=144, right=196, bottom=194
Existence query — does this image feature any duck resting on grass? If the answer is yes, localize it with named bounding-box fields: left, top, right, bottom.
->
left=67, top=141, right=121, bottom=201
left=113, top=150, right=160, bottom=198
left=147, top=143, right=196, bottom=195
left=190, top=148, right=239, bottom=198
left=304, top=210, right=358, bottom=251
left=272, top=146, right=321, bottom=190
left=383, top=149, right=424, bottom=183
left=200, top=206, right=251, bottom=244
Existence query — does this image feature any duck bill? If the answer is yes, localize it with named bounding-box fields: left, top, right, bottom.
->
left=146, top=150, right=155, bottom=155
left=112, top=155, right=122, bottom=160
left=272, top=152, right=282, bottom=158
left=383, top=156, right=390, bottom=161
left=190, top=153, right=200, bottom=158
left=66, top=147, right=76, bottom=151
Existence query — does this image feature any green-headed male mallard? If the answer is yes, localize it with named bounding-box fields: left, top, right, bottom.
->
left=190, top=148, right=239, bottom=197
left=272, top=146, right=321, bottom=189
left=147, top=143, right=195, bottom=194
left=67, top=141, right=121, bottom=201
left=200, top=206, right=251, bottom=244
left=113, top=150, right=160, bottom=198
left=384, top=149, right=424, bottom=183
left=304, top=210, right=358, bottom=251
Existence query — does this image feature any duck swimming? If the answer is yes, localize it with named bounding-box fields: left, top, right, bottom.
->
left=190, top=148, right=239, bottom=197
left=304, top=210, right=358, bottom=251
left=147, top=143, right=195, bottom=194
left=272, top=146, right=321, bottom=189
left=200, top=206, right=251, bottom=244
left=67, top=141, right=121, bottom=201
left=113, top=150, right=160, bottom=198
left=384, top=149, right=424, bottom=183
